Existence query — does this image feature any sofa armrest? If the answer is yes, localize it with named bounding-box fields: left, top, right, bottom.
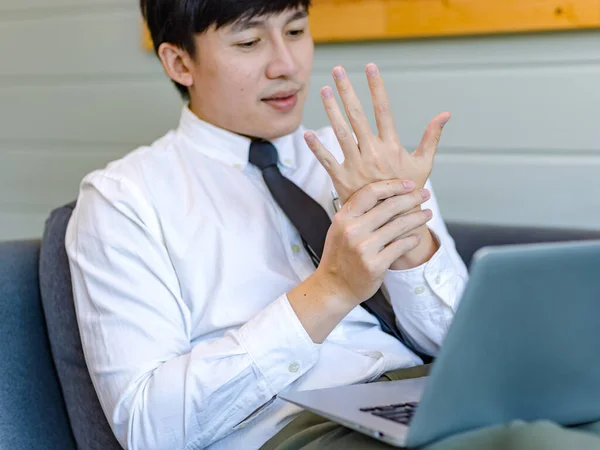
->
left=446, top=222, right=600, bottom=268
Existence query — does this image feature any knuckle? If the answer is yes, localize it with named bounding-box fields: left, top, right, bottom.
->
left=394, top=218, right=410, bottom=236
left=363, top=183, right=378, bottom=197
left=361, top=259, right=379, bottom=279
left=321, top=157, right=334, bottom=170
left=317, top=151, right=334, bottom=168
left=379, top=196, right=394, bottom=213
left=397, top=235, right=418, bottom=252
left=334, top=125, right=350, bottom=140
left=410, top=212, right=426, bottom=228
left=372, top=154, right=388, bottom=171
left=413, top=190, right=425, bottom=205
left=368, top=261, right=384, bottom=279
left=358, top=260, right=371, bottom=278
left=348, top=106, right=364, bottom=120
left=342, top=224, right=359, bottom=244
left=332, top=212, right=346, bottom=230
left=391, top=195, right=405, bottom=210
left=332, top=214, right=351, bottom=235
left=381, top=201, right=399, bottom=219
left=407, top=235, right=421, bottom=249
left=355, top=240, right=370, bottom=257
left=343, top=197, right=357, bottom=215
left=375, top=101, right=391, bottom=115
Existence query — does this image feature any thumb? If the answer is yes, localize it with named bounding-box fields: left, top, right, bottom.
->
left=413, top=112, right=451, bottom=161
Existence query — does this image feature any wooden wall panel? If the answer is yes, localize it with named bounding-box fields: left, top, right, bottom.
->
left=142, top=0, right=600, bottom=49
left=310, top=0, right=600, bottom=42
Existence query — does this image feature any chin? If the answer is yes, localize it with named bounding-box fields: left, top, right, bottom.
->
left=261, top=114, right=303, bottom=140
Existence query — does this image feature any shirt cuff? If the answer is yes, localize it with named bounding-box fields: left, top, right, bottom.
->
left=384, top=234, right=460, bottom=312
left=237, top=294, right=320, bottom=396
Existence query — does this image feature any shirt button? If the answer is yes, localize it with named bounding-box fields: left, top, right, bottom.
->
left=233, top=163, right=242, bottom=169
left=435, top=275, right=441, bottom=285
left=414, top=286, right=426, bottom=295
left=291, top=244, right=301, bottom=254
left=284, top=158, right=292, bottom=165
left=289, top=363, right=300, bottom=373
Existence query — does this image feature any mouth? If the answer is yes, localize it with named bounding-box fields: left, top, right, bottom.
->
left=262, top=90, right=300, bottom=113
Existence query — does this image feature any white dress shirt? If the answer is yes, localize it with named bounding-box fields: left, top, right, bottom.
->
left=66, top=106, right=468, bottom=450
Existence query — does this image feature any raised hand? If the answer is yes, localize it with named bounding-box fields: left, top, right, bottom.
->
left=305, top=63, right=450, bottom=205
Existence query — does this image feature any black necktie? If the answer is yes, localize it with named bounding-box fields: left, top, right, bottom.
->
left=249, top=140, right=431, bottom=362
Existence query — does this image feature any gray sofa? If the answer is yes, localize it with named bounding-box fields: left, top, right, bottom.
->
left=2, top=210, right=600, bottom=449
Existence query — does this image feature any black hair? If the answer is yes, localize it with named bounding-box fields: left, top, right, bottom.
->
left=140, top=0, right=312, bottom=99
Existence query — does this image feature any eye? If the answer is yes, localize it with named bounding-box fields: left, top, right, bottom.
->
left=288, top=29, right=305, bottom=37
left=237, top=40, right=260, bottom=49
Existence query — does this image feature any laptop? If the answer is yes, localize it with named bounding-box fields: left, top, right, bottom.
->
left=278, top=240, right=600, bottom=448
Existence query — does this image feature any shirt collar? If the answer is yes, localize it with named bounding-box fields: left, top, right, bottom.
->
left=177, top=106, right=298, bottom=171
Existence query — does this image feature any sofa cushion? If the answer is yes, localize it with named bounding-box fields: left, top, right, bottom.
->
left=446, top=222, right=600, bottom=267
left=0, top=239, right=76, bottom=450
left=39, top=202, right=122, bottom=450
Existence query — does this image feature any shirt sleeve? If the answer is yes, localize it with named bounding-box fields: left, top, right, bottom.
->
left=383, top=180, right=469, bottom=357
left=66, top=173, right=320, bottom=450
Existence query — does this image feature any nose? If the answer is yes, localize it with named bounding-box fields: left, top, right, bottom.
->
left=265, top=37, right=299, bottom=80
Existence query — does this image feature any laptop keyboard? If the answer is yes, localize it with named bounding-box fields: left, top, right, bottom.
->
left=359, top=402, right=419, bottom=426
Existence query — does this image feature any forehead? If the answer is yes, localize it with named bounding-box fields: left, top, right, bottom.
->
left=225, top=7, right=309, bottom=33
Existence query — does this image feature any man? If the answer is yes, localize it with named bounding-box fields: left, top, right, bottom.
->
left=65, top=0, right=468, bottom=448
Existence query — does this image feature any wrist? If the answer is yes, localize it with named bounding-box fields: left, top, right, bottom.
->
left=287, top=271, right=355, bottom=343
left=390, top=225, right=438, bottom=271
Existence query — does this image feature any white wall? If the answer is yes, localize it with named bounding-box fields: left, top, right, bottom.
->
left=1, top=0, right=599, bottom=240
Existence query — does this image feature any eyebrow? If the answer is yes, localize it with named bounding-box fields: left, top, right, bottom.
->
left=230, top=10, right=308, bottom=33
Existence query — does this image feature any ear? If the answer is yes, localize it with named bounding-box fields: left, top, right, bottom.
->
left=157, top=42, right=194, bottom=89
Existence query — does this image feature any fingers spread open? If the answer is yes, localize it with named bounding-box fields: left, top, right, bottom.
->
left=366, top=63, right=398, bottom=144
left=321, top=85, right=360, bottom=163
left=332, top=66, right=374, bottom=151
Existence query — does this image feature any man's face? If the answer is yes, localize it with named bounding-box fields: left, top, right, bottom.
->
left=187, top=7, right=314, bottom=140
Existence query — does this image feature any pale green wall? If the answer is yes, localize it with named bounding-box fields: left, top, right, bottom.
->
left=1, top=0, right=599, bottom=240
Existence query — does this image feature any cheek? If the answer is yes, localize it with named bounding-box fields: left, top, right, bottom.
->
left=298, top=45, right=314, bottom=79
left=212, top=71, right=253, bottom=105
left=234, top=71, right=260, bottom=100
left=224, top=65, right=254, bottom=91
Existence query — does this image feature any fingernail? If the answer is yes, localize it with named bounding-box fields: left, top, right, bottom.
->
left=403, top=180, right=416, bottom=189
left=333, top=67, right=345, bottom=79
left=425, top=209, right=433, bottom=218
left=304, top=132, right=315, bottom=144
left=322, top=87, right=333, bottom=98
left=366, top=64, right=378, bottom=76
left=420, top=188, right=431, bottom=199
left=441, top=113, right=451, bottom=126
